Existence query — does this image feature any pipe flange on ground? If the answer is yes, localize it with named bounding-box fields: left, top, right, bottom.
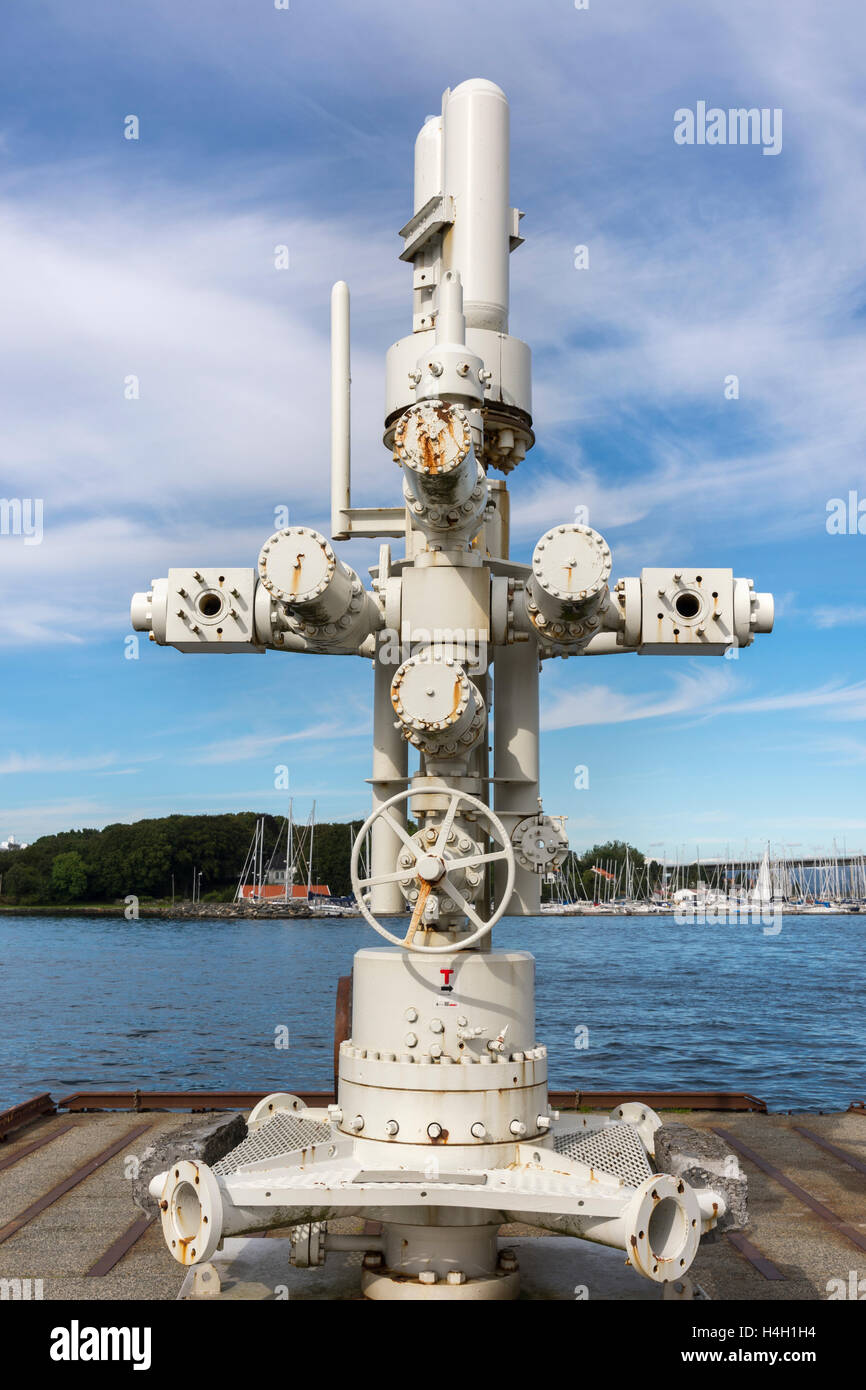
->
left=528, top=525, right=612, bottom=624
left=290, top=1221, right=327, bottom=1268
left=391, top=653, right=485, bottom=753
left=247, top=1092, right=308, bottom=1130
left=622, top=1173, right=701, bottom=1283
left=157, top=1159, right=223, bottom=1267
left=511, top=814, right=569, bottom=874
left=608, top=1101, right=663, bottom=1154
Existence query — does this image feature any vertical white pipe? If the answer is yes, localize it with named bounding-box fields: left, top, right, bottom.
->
left=371, top=641, right=408, bottom=915
left=435, top=269, right=466, bottom=346
left=414, top=114, right=443, bottom=212
left=330, top=281, right=351, bottom=539
left=442, top=78, right=510, bottom=333
left=493, top=642, right=540, bottom=914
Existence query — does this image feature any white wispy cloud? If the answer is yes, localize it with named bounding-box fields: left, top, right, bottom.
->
left=813, top=606, right=866, bottom=629
left=187, top=715, right=371, bottom=764
left=0, top=751, right=120, bottom=775
left=542, top=666, right=866, bottom=730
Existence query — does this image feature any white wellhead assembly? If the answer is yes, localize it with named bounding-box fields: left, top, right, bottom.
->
left=132, top=79, right=773, bottom=1300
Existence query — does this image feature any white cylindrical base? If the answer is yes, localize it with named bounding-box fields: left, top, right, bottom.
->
left=349, top=946, right=536, bottom=1060
left=362, top=1218, right=520, bottom=1299
left=338, top=947, right=548, bottom=1147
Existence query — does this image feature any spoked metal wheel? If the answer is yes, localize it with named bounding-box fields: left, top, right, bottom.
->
left=350, top=786, right=515, bottom=953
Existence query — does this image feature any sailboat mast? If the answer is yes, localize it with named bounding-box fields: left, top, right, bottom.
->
left=307, top=800, right=315, bottom=900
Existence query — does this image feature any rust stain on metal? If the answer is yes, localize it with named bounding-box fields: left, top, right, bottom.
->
left=45, top=1086, right=768, bottom=1119
left=419, top=407, right=458, bottom=475
left=403, top=881, right=431, bottom=946
left=420, top=426, right=441, bottom=475
left=547, top=1089, right=767, bottom=1114
left=450, top=677, right=462, bottom=719
left=0, top=1092, right=56, bottom=1141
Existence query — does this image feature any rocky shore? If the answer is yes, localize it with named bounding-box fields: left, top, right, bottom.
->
left=0, top=900, right=360, bottom=920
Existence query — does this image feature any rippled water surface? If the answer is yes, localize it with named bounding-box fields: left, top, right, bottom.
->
left=1, top=913, right=862, bottom=1112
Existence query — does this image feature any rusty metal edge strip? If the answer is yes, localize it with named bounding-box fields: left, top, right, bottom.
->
left=0, top=1121, right=153, bottom=1247
left=791, top=1125, right=866, bottom=1178
left=0, top=1093, right=56, bottom=1140
left=713, top=1126, right=866, bottom=1255
left=54, top=1088, right=768, bottom=1114
left=86, top=1214, right=155, bottom=1277
left=0, top=1119, right=77, bottom=1174
left=724, top=1230, right=786, bottom=1280
left=552, top=1090, right=768, bottom=1113
left=57, top=1090, right=332, bottom=1111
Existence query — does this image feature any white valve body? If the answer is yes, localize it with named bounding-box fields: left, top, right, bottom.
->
left=338, top=947, right=548, bottom=1159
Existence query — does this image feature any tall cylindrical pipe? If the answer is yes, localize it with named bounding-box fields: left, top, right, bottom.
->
left=442, top=79, right=510, bottom=333
left=371, top=638, right=409, bottom=914
left=330, top=281, right=351, bottom=539
left=493, top=642, right=540, bottom=914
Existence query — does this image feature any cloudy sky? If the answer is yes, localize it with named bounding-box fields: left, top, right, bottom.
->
left=1, top=0, right=864, bottom=861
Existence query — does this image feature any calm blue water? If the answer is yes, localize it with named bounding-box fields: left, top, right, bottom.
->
left=0, top=913, right=863, bottom=1113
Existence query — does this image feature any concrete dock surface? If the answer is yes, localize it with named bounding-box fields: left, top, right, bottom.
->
left=0, top=1107, right=863, bottom=1301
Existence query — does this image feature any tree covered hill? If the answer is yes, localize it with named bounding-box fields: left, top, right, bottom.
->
left=0, top=813, right=365, bottom=906
left=0, top=814, right=655, bottom=909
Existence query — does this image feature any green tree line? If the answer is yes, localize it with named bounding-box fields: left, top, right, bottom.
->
left=0, top=816, right=664, bottom=909
left=0, top=813, right=366, bottom=906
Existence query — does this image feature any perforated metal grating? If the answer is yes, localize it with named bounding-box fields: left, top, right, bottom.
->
left=554, top=1123, right=652, bottom=1187
left=213, top=1112, right=332, bottom=1174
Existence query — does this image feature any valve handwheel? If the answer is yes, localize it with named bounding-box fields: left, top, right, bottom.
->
left=350, top=786, right=516, bottom=953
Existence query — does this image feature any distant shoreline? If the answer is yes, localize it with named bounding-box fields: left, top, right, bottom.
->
left=0, top=902, right=358, bottom=920
left=1, top=903, right=861, bottom=922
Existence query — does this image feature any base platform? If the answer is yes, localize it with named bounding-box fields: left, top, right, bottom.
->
left=177, top=1235, right=677, bottom=1301
left=1, top=1105, right=863, bottom=1300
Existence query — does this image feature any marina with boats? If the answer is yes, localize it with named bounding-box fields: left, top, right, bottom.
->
left=541, top=843, right=866, bottom=916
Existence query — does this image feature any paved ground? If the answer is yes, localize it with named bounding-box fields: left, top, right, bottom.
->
left=0, top=1107, right=863, bottom=1301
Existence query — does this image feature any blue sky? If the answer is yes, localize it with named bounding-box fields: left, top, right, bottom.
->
left=1, top=0, right=865, bottom=861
